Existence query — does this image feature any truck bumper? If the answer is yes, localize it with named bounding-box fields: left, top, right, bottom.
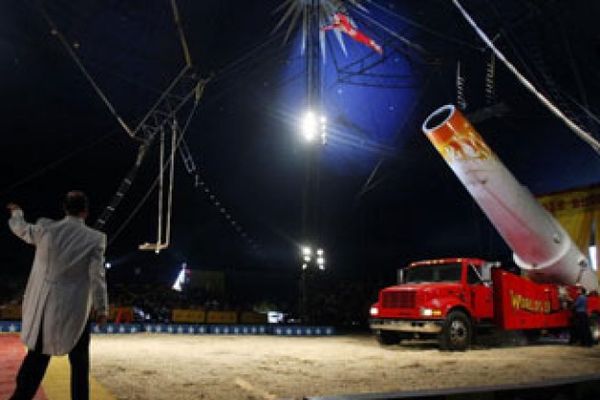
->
left=370, top=318, right=443, bottom=334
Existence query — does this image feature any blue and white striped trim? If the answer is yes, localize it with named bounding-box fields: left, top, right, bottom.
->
left=1, top=321, right=335, bottom=336
left=272, top=326, right=335, bottom=336
left=0, top=321, right=21, bottom=333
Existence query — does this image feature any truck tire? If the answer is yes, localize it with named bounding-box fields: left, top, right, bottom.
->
left=439, top=311, right=471, bottom=351
left=375, top=330, right=401, bottom=345
left=591, top=313, right=600, bottom=345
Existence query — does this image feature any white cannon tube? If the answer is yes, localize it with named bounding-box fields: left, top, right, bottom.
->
left=422, top=105, right=598, bottom=292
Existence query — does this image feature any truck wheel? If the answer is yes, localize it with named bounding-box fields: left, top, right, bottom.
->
left=375, top=330, right=401, bottom=345
left=590, top=313, right=600, bottom=345
left=440, top=311, right=471, bottom=351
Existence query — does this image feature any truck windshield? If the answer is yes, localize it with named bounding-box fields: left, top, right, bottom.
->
left=404, top=263, right=462, bottom=283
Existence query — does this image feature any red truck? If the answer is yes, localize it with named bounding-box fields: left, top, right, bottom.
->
left=369, top=257, right=600, bottom=350
left=369, top=105, right=600, bottom=350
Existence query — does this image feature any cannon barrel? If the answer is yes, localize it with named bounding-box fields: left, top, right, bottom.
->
left=422, top=104, right=597, bottom=292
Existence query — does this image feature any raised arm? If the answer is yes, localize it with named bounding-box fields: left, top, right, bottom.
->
left=7, top=203, right=45, bottom=245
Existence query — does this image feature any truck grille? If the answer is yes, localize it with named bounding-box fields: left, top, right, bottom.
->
left=382, top=291, right=416, bottom=309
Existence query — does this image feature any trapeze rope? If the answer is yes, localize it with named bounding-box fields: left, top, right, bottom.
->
left=166, top=119, right=177, bottom=247
left=109, top=98, right=200, bottom=245
left=39, top=6, right=135, bottom=139
left=94, top=141, right=153, bottom=230
left=170, top=0, right=193, bottom=68
left=141, top=119, right=177, bottom=253
left=366, top=0, right=483, bottom=51
left=349, top=6, right=429, bottom=56
left=157, top=128, right=165, bottom=250
left=452, top=0, right=600, bottom=155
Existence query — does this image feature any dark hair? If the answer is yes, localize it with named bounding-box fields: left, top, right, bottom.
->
left=63, top=191, right=89, bottom=216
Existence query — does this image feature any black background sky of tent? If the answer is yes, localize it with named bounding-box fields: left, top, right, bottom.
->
left=1, top=0, right=599, bottom=303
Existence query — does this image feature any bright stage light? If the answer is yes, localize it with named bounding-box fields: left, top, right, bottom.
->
left=104, top=262, right=112, bottom=269
left=320, top=116, right=327, bottom=144
left=317, top=256, right=325, bottom=269
left=300, top=245, right=326, bottom=270
left=301, top=111, right=318, bottom=142
left=300, top=111, right=327, bottom=144
left=317, top=248, right=325, bottom=269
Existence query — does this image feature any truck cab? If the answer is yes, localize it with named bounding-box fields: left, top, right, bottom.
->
left=369, top=258, right=496, bottom=350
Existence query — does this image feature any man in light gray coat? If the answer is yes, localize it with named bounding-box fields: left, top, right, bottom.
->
left=7, top=191, right=108, bottom=400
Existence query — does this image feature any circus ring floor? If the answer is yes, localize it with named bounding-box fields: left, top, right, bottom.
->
left=2, top=332, right=600, bottom=400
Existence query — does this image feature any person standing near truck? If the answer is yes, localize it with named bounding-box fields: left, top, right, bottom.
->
left=572, top=285, right=593, bottom=347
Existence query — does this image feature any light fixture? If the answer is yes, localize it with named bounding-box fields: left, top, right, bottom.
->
left=300, top=110, right=327, bottom=144
left=320, top=116, right=327, bottom=144
left=317, top=256, right=325, bottom=270
left=301, top=111, right=318, bottom=142
left=300, top=245, right=327, bottom=270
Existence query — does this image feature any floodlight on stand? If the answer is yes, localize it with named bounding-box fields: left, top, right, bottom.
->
left=320, top=116, right=327, bottom=144
left=301, top=111, right=318, bottom=142
left=300, top=111, right=327, bottom=144
left=302, top=246, right=312, bottom=257
left=317, top=256, right=325, bottom=270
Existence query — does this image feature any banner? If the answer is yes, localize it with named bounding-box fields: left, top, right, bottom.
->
left=537, top=185, right=600, bottom=276
left=172, top=309, right=206, bottom=323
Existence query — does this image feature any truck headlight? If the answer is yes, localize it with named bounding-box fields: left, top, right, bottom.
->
left=370, top=306, right=379, bottom=316
left=420, top=308, right=442, bottom=317
left=420, top=308, right=433, bottom=317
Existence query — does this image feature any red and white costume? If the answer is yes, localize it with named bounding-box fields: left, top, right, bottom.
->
left=322, top=13, right=383, bottom=55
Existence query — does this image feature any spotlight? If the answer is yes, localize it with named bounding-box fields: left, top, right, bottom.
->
left=320, top=116, right=327, bottom=144
left=104, top=262, right=112, bottom=269
left=301, top=111, right=318, bottom=142
left=300, top=111, right=327, bottom=144
left=317, top=256, right=325, bottom=269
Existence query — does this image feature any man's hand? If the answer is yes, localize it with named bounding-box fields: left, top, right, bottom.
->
left=6, top=203, right=21, bottom=213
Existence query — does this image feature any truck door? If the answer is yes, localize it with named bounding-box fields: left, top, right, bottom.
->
left=467, top=264, right=494, bottom=320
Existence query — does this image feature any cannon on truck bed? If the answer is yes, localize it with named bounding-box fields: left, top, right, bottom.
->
left=369, top=105, right=599, bottom=350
